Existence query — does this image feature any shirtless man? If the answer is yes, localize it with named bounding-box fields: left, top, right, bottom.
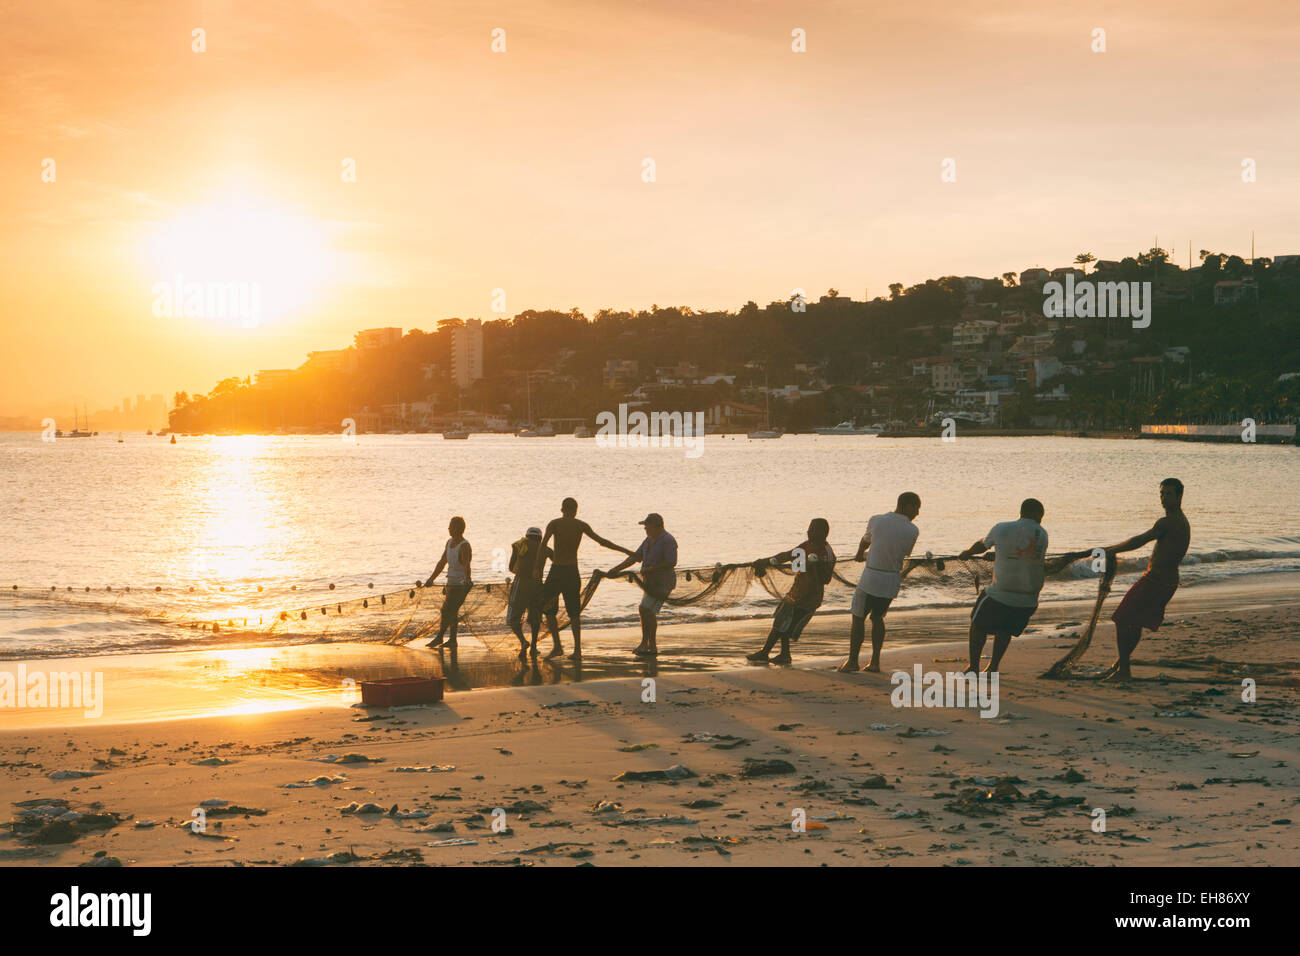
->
left=1102, top=478, right=1191, bottom=681
left=534, top=497, right=633, bottom=658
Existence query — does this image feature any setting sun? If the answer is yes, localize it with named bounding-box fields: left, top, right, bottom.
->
left=143, top=195, right=334, bottom=327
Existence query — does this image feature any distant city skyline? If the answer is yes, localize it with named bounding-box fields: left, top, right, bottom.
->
left=3, top=0, right=1298, bottom=416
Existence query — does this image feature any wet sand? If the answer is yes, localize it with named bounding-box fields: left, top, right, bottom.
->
left=1, top=573, right=1297, bottom=866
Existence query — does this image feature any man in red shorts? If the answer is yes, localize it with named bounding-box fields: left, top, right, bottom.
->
left=1103, top=478, right=1190, bottom=681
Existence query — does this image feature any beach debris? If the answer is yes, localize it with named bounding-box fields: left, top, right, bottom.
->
left=793, top=779, right=832, bottom=793
left=869, top=723, right=901, bottom=731
left=813, top=811, right=855, bottom=822
left=426, top=839, right=478, bottom=848
left=291, top=851, right=359, bottom=867
left=11, top=802, right=122, bottom=845
left=944, top=781, right=1026, bottom=817
left=1203, top=776, right=1268, bottom=785
left=133, top=820, right=159, bottom=829
left=932, top=743, right=955, bottom=753
left=1054, top=768, right=1088, bottom=783
left=739, top=758, right=796, bottom=779
left=341, top=802, right=387, bottom=815
left=392, top=765, right=455, bottom=773
left=281, top=775, right=347, bottom=789
left=501, top=800, right=550, bottom=813
left=519, top=841, right=594, bottom=854
left=602, top=815, right=699, bottom=827
left=315, top=753, right=386, bottom=764
left=79, top=855, right=123, bottom=868
left=1230, top=751, right=1261, bottom=759
left=417, top=822, right=457, bottom=833
left=199, top=802, right=267, bottom=818
left=775, top=723, right=804, bottom=731
left=682, top=732, right=748, bottom=749
left=589, top=800, right=623, bottom=814
left=613, top=764, right=696, bottom=783
left=859, top=775, right=893, bottom=790
left=897, top=728, right=949, bottom=738
left=618, top=743, right=658, bottom=752
left=47, top=770, right=99, bottom=780
left=681, top=835, right=741, bottom=855
left=192, top=757, right=234, bottom=766
left=543, top=700, right=595, bottom=709
left=891, top=809, right=922, bottom=819
left=1156, top=709, right=1206, bottom=719
left=683, top=798, right=722, bottom=809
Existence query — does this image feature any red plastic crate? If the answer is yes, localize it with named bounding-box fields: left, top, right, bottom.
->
left=360, top=676, right=445, bottom=707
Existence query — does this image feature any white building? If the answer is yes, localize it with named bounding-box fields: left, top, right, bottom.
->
left=952, top=319, right=999, bottom=349
left=354, top=327, right=403, bottom=350
left=451, top=319, right=484, bottom=388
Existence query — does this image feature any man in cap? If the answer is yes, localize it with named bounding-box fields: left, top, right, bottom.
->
left=508, top=525, right=561, bottom=660
left=607, top=513, right=678, bottom=657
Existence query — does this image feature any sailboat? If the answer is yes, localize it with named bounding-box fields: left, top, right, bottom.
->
left=58, top=404, right=94, bottom=438
left=516, top=372, right=555, bottom=436
left=747, top=370, right=782, bottom=439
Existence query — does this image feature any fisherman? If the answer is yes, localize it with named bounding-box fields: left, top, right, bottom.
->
left=958, top=498, right=1048, bottom=673
left=839, top=492, right=921, bottom=673
left=507, top=526, right=562, bottom=661
left=1101, top=478, right=1190, bottom=681
left=535, top=497, right=634, bottom=659
left=747, top=518, right=835, bottom=665
left=606, top=513, right=678, bottom=658
left=425, top=516, right=472, bottom=650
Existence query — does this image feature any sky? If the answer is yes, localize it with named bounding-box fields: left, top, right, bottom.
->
left=2, top=0, right=1298, bottom=416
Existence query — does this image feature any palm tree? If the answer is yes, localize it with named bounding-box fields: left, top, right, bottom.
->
left=1001, top=272, right=1017, bottom=288
left=1074, top=253, right=1095, bottom=274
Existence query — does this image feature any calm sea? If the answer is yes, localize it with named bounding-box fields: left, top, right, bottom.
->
left=2, top=432, right=1298, bottom=659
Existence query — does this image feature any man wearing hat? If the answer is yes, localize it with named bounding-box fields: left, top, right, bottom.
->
left=607, top=513, right=678, bottom=657
left=507, top=526, right=560, bottom=660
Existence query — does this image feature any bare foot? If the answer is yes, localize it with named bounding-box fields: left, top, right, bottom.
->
left=516, top=645, right=528, bottom=662
left=862, top=662, right=882, bottom=673
left=836, top=659, right=860, bottom=673
left=544, top=645, right=564, bottom=660
left=771, top=652, right=792, bottom=665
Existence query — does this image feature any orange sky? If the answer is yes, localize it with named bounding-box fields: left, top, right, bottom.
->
left=2, top=0, right=1298, bottom=416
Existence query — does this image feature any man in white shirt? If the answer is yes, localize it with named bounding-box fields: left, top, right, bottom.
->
left=958, top=498, right=1048, bottom=673
left=839, top=492, right=921, bottom=673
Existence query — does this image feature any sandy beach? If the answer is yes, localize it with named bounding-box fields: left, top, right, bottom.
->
left=2, top=574, right=1296, bottom=867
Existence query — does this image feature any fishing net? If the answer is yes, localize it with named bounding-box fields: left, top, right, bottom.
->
left=6, top=548, right=1111, bottom=673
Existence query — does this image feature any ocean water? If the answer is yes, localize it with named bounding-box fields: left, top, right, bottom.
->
left=2, top=432, right=1298, bottom=659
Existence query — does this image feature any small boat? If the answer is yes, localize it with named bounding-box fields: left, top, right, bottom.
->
left=573, top=424, right=593, bottom=438
left=443, top=425, right=470, bottom=440
left=814, top=421, right=882, bottom=436
left=517, top=424, right=555, bottom=437
left=170, top=434, right=177, bottom=444
left=746, top=426, right=782, bottom=439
